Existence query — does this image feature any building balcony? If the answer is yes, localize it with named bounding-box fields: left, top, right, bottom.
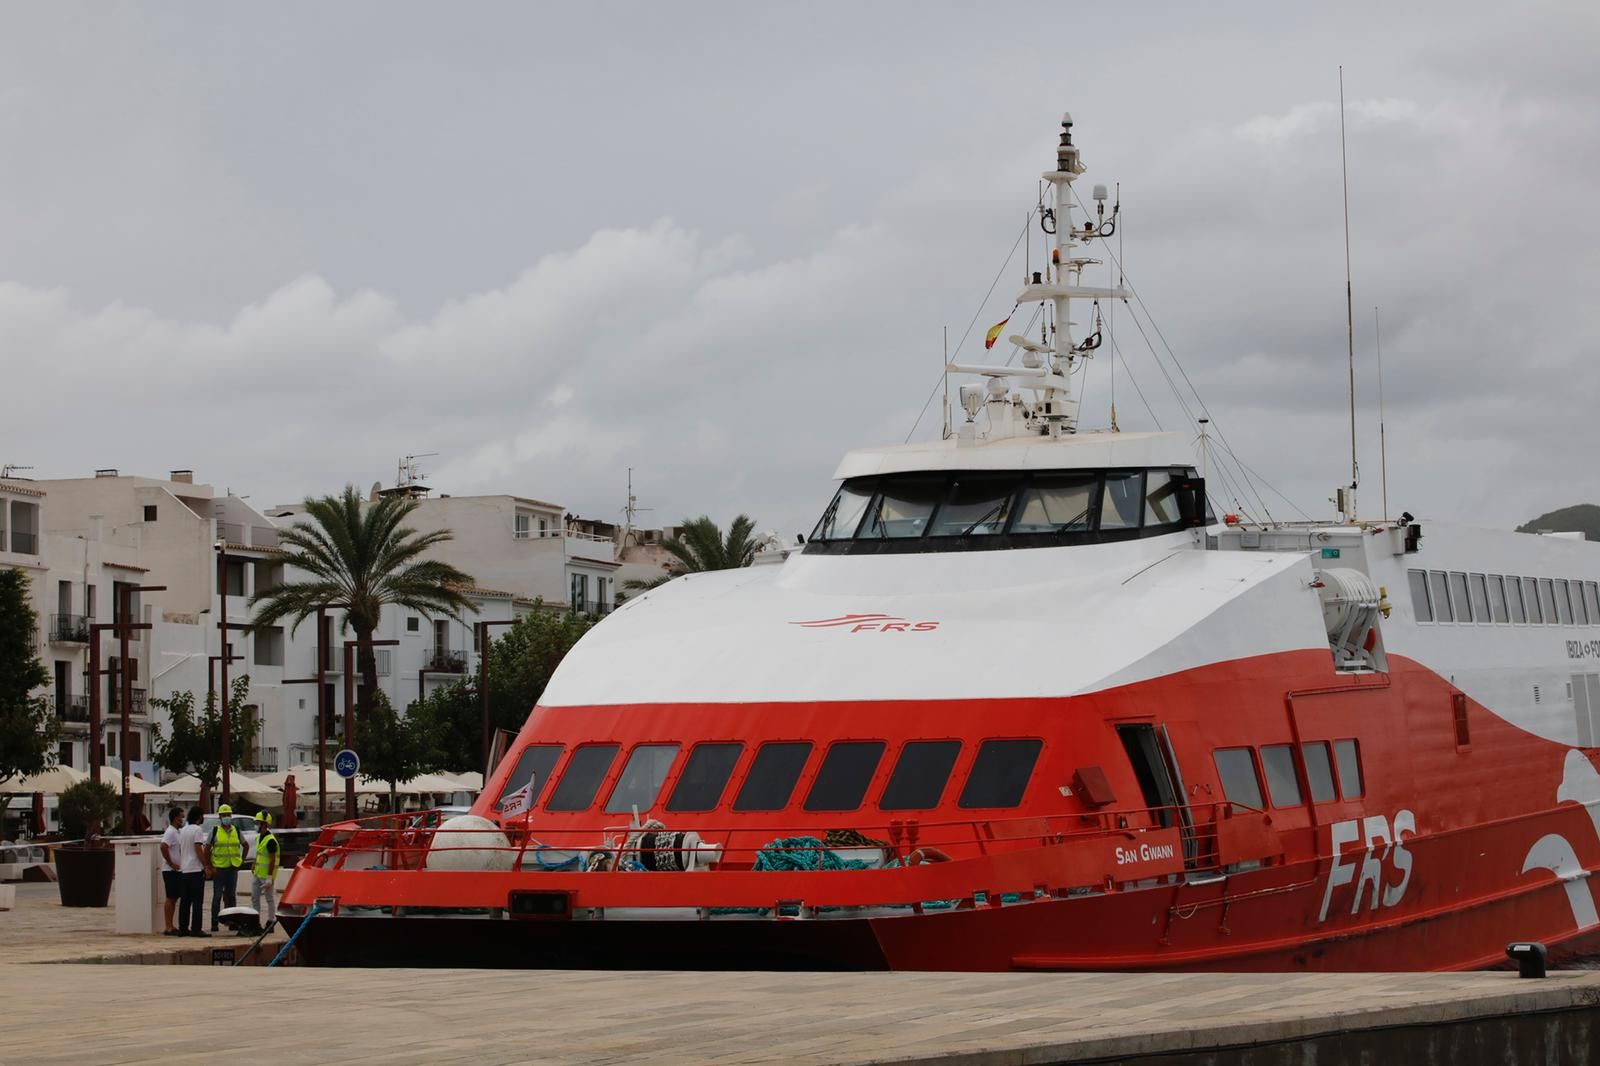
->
left=107, top=688, right=148, bottom=718
left=52, top=695, right=90, bottom=723
left=49, top=614, right=91, bottom=643
left=569, top=599, right=613, bottom=616
left=312, top=647, right=392, bottom=676
left=425, top=648, right=468, bottom=673
left=243, top=747, right=279, bottom=774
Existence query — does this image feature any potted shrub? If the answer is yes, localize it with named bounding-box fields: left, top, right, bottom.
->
left=54, top=779, right=119, bottom=907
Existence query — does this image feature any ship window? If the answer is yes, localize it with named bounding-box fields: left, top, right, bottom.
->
left=665, top=742, right=743, bottom=812
left=1260, top=744, right=1303, bottom=808
left=861, top=478, right=943, bottom=539
left=1334, top=739, right=1364, bottom=799
left=546, top=744, right=620, bottom=811
left=1449, top=573, right=1473, bottom=622
left=927, top=479, right=1015, bottom=537
left=1539, top=579, right=1558, bottom=625
left=879, top=740, right=962, bottom=810
left=1213, top=748, right=1263, bottom=811
left=1556, top=580, right=1576, bottom=625
left=733, top=742, right=813, bottom=811
left=1011, top=474, right=1097, bottom=533
left=804, top=741, right=886, bottom=811
left=1408, top=570, right=1433, bottom=623
left=604, top=743, right=680, bottom=814
left=811, top=483, right=874, bottom=541
left=958, top=738, right=1042, bottom=808
left=1469, top=574, right=1491, bottom=624
left=1587, top=583, right=1600, bottom=626
left=1144, top=471, right=1184, bottom=526
left=1301, top=742, right=1337, bottom=804
left=1507, top=575, right=1528, bottom=623
left=495, top=744, right=562, bottom=811
left=1100, top=472, right=1145, bottom=530
left=1574, top=582, right=1590, bottom=626
left=1523, top=577, right=1544, bottom=623
left=1429, top=572, right=1453, bottom=622
left=1488, top=575, right=1510, bottom=624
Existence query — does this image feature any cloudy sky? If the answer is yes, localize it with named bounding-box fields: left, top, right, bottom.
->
left=3, top=3, right=1596, bottom=536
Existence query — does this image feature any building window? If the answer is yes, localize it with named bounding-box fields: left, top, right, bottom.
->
left=58, top=742, right=73, bottom=768
left=85, top=584, right=96, bottom=620
left=514, top=514, right=530, bottom=539
left=406, top=617, right=419, bottom=633
left=539, top=517, right=548, bottom=537
left=143, top=505, right=157, bottom=522
left=957, top=738, right=1042, bottom=809
left=666, top=743, right=743, bottom=812
left=596, top=577, right=609, bottom=611
left=253, top=625, right=284, bottom=667
left=570, top=572, right=588, bottom=611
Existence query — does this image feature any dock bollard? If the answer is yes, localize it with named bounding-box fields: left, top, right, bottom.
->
left=1506, top=942, right=1547, bottom=979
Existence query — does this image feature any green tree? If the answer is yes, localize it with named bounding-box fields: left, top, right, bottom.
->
left=415, top=603, right=597, bottom=769
left=0, top=568, right=58, bottom=821
left=361, top=690, right=443, bottom=811
left=622, top=514, right=758, bottom=592
left=250, top=485, right=476, bottom=724
left=57, top=779, right=118, bottom=842
left=150, top=675, right=259, bottom=804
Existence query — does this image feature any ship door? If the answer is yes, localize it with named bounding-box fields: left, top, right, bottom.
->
left=1115, top=723, right=1198, bottom=868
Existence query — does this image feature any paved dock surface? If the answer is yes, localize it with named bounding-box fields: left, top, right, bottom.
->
left=0, top=881, right=283, bottom=964
left=4, top=964, right=1599, bottom=1065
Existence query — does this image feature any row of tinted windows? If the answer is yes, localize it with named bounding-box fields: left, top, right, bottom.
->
left=1409, top=569, right=1600, bottom=627
left=809, top=468, right=1199, bottom=543
left=497, top=738, right=1044, bottom=817
left=1213, top=739, right=1364, bottom=811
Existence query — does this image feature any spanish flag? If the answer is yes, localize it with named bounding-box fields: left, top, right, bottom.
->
left=984, top=308, right=1015, bottom=350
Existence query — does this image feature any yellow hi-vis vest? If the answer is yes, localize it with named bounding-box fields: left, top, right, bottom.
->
left=253, top=830, right=277, bottom=879
left=211, top=824, right=243, bottom=868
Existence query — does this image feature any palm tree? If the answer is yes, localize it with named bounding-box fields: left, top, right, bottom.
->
left=251, top=486, right=476, bottom=720
left=623, top=514, right=758, bottom=592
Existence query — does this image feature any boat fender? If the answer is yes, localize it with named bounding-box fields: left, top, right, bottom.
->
left=907, top=847, right=951, bottom=865
left=423, top=814, right=515, bottom=872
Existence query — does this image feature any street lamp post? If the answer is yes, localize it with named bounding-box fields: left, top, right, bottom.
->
left=117, top=583, right=164, bottom=830
left=475, top=619, right=516, bottom=778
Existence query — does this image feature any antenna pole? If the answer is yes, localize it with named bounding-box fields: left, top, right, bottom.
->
left=1339, top=66, right=1358, bottom=522
left=941, top=326, right=950, bottom=440
left=1375, top=306, right=1388, bottom=521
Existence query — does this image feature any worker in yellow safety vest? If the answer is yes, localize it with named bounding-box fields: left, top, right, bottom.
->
left=203, top=803, right=246, bottom=934
left=251, top=810, right=280, bottom=927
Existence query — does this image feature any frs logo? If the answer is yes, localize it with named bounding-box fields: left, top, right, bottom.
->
left=791, top=613, right=941, bottom=634
left=1318, top=809, right=1416, bottom=922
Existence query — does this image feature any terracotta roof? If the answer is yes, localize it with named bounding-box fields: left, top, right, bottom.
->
left=103, top=561, right=151, bottom=572
left=0, top=480, right=45, bottom=498
left=222, top=541, right=287, bottom=555
left=456, top=584, right=514, bottom=600
left=568, top=555, right=622, bottom=569
left=511, top=495, right=564, bottom=511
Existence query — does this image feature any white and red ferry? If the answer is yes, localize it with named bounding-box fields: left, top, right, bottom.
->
left=282, top=114, right=1600, bottom=971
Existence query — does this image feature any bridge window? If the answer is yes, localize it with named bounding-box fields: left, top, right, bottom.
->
left=545, top=744, right=620, bottom=811
left=1334, top=739, right=1364, bottom=799
left=1011, top=475, right=1097, bottom=533
left=860, top=478, right=944, bottom=539
left=1539, top=579, right=1559, bottom=625
left=495, top=744, right=562, bottom=811
left=604, top=744, right=680, bottom=814
left=1587, top=583, right=1600, bottom=626
left=1469, top=574, right=1491, bottom=624
left=732, top=742, right=813, bottom=811
left=928, top=479, right=1015, bottom=537
left=1213, top=748, right=1263, bottom=811
left=1259, top=744, right=1302, bottom=808
left=1100, top=473, right=1144, bottom=530
left=1430, top=572, right=1453, bottom=622
left=1408, top=570, right=1432, bottom=622
left=665, top=742, right=743, bottom=812
left=1144, top=472, right=1183, bottom=526
left=1507, top=575, right=1528, bottom=623
left=811, top=483, right=874, bottom=541
left=1301, top=742, right=1337, bottom=803
left=879, top=740, right=961, bottom=810
left=804, top=741, right=887, bottom=812
left=1449, top=573, right=1473, bottom=623
left=1556, top=580, right=1576, bottom=625
left=1574, top=582, right=1591, bottom=626
left=958, top=738, right=1042, bottom=808
left=1488, top=575, right=1511, bottom=623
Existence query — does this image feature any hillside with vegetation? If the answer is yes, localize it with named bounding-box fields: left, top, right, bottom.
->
left=1517, top=504, right=1600, bottom=541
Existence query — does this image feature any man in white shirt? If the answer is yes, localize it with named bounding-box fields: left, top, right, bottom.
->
left=176, top=806, right=209, bottom=938
left=158, top=809, right=184, bottom=936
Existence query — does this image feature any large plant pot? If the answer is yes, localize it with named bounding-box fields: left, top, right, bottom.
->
left=54, top=846, right=115, bottom=908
